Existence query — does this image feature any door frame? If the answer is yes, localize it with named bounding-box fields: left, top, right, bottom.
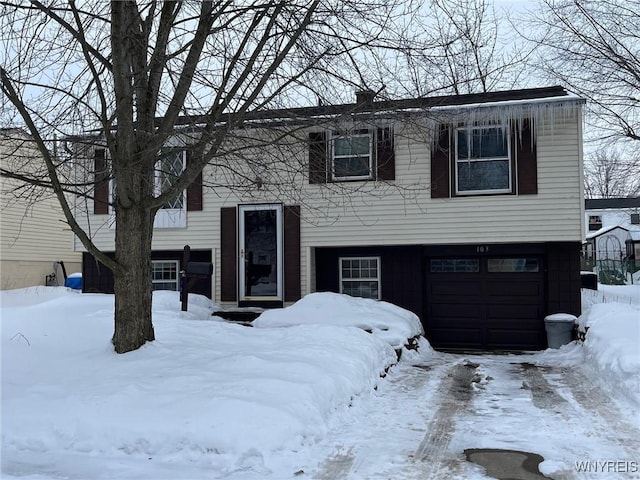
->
left=238, top=203, right=283, bottom=302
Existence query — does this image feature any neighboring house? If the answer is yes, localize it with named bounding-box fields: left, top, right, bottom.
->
left=0, top=129, right=81, bottom=290
left=73, top=85, right=585, bottom=351
left=582, top=197, right=640, bottom=279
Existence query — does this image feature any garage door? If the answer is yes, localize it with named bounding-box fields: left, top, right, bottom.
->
left=426, top=257, right=545, bottom=351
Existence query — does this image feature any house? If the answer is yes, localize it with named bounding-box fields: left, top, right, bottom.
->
left=74, top=85, right=585, bottom=351
left=0, top=129, right=81, bottom=290
left=582, top=197, right=640, bottom=282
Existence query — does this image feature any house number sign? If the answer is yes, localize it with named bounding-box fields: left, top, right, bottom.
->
left=476, top=245, right=490, bottom=253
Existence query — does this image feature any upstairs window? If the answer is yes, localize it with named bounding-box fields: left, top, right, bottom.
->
left=588, top=215, right=602, bottom=231
left=331, top=131, right=373, bottom=181
left=156, top=148, right=186, bottom=210
left=308, top=127, right=394, bottom=184
left=455, top=125, right=511, bottom=194
left=93, top=145, right=202, bottom=220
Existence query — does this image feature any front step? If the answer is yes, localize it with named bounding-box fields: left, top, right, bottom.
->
left=212, top=309, right=262, bottom=325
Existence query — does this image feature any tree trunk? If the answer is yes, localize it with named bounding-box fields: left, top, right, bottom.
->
left=112, top=204, right=156, bottom=353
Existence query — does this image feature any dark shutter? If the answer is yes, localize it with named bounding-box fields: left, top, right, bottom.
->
left=308, top=131, right=327, bottom=184
left=515, top=119, right=538, bottom=195
left=186, top=150, right=203, bottom=211
left=94, top=148, right=109, bottom=214
left=431, top=124, right=451, bottom=198
left=284, top=205, right=301, bottom=302
left=220, top=207, right=237, bottom=302
left=376, top=127, right=395, bottom=181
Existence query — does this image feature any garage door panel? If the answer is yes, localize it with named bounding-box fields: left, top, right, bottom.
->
left=430, top=280, right=482, bottom=297
left=486, top=328, right=545, bottom=351
left=486, top=278, right=542, bottom=297
left=429, top=314, right=483, bottom=329
left=487, top=304, right=542, bottom=321
left=429, top=327, right=483, bottom=349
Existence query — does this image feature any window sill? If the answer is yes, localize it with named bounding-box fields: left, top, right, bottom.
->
left=454, top=189, right=513, bottom=197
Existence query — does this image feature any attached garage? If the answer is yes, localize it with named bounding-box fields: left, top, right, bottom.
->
left=315, top=242, right=581, bottom=352
left=426, top=256, right=545, bottom=351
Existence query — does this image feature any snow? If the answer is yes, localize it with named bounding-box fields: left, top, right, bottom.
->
left=1, top=286, right=639, bottom=479
left=252, top=292, right=423, bottom=350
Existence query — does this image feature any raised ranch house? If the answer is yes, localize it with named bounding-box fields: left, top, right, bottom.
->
left=73, top=85, right=585, bottom=351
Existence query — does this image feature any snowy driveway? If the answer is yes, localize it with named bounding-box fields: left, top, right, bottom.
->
left=307, top=351, right=640, bottom=480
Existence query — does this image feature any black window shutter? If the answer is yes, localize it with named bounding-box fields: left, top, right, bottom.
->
left=220, top=207, right=237, bottom=302
left=376, top=127, right=395, bottom=180
left=431, top=124, right=451, bottom=198
left=186, top=150, right=203, bottom=211
left=515, top=119, right=537, bottom=195
left=93, top=148, right=109, bottom=214
left=284, top=205, right=301, bottom=302
left=308, top=131, right=327, bottom=184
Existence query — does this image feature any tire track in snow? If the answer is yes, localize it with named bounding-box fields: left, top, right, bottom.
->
left=513, top=362, right=640, bottom=480
left=312, top=447, right=355, bottom=480
left=311, top=357, right=452, bottom=480
left=543, top=366, right=640, bottom=460
left=410, top=360, right=477, bottom=478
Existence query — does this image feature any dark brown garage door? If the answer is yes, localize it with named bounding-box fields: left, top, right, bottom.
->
left=426, top=257, right=545, bottom=351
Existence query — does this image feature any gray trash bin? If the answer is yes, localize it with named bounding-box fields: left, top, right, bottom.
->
left=544, top=314, right=577, bottom=348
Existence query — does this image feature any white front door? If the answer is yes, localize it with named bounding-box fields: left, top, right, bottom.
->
left=238, top=204, right=283, bottom=301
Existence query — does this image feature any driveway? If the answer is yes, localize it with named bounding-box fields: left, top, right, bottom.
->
left=308, top=351, right=640, bottom=480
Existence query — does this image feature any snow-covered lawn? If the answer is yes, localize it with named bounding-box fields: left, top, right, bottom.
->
left=1, top=285, right=638, bottom=479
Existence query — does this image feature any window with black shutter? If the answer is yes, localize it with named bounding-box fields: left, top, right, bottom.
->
left=308, top=127, right=394, bottom=183
left=430, top=119, right=537, bottom=198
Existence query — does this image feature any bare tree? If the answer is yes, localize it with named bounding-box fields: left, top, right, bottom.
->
left=584, top=147, right=640, bottom=198
left=389, top=0, right=530, bottom=97
left=0, top=1, right=411, bottom=353
left=524, top=0, right=640, bottom=143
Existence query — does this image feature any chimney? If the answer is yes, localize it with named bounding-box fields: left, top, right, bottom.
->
left=355, top=89, right=376, bottom=106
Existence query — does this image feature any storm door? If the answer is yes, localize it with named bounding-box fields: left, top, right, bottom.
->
left=238, top=204, right=283, bottom=301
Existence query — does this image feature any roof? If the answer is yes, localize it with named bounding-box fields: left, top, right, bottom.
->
left=585, top=198, right=640, bottom=210
left=586, top=225, right=630, bottom=240
left=174, top=85, right=580, bottom=127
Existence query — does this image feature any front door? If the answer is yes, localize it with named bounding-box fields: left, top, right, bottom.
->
left=238, top=204, right=283, bottom=301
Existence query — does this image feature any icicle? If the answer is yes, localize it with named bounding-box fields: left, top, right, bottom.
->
left=430, top=96, right=584, bottom=148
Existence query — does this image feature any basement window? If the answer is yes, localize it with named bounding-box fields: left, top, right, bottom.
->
left=339, top=257, right=381, bottom=299
left=151, top=260, right=179, bottom=291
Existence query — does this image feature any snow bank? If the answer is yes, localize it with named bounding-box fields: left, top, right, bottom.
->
left=0, top=285, right=78, bottom=307
left=578, top=286, right=640, bottom=408
left=252, top=292, right=425, bottom=350
left=1, top=288, right=398, bottom=477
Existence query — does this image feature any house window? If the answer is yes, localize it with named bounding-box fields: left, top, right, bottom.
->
left=151, top=260, right=179, bottom=291
left=157, top=148, right=186, bottom=210
left=331, top=131, right=373, bottom=181
left=588, top=215, right=602, bottom=231
left=153, top=148, right=187, bottom=228
left=339, top=257, right=381, bottom=299
left=455, top=125, right=511, bottom=194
